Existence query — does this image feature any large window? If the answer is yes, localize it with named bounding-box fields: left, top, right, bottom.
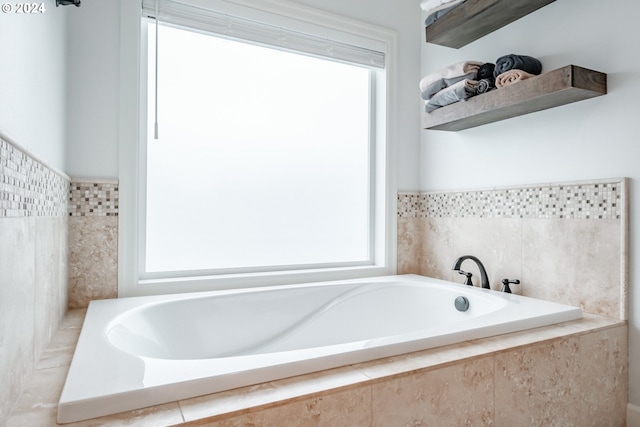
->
left=120, top=0, right=396, bottom=295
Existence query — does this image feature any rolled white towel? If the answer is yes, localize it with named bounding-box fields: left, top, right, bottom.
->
left=419, top=61, right=483, bottom=100
left=425, top=78, right=479, bottom=113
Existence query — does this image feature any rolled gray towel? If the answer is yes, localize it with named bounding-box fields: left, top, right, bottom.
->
left=477, top=78, right=495, bottom=94
left=425, top=79, right=478, bottom=112
left=493, top=54, right=542, bottom=78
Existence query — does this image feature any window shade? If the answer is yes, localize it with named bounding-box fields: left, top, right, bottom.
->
left=141, top=0, right=385, bottom=69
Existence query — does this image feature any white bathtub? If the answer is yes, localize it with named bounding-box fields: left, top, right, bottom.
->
left=57, top=274, right=582, bottom=423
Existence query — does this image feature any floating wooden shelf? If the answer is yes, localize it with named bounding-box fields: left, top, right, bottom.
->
left=425, top=0, right=556, bottom=49
left=423, top=65, right=607, bottom=132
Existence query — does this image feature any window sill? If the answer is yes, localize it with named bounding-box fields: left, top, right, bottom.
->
left=126, top=265, right=396, bottom=297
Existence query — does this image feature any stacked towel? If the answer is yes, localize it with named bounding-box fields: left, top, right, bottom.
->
left=493, top=54, right=542, bottom=78
left=423, top=0, right=466, bottom=27
left=495, top=69, right=535, bottom=88
left=475, top=63, right=496, bottom=93
left=477, top=63, right=495, bottom=81
left=477, top=78, right=495, bottom=94
left=425, top=79, right=478, bottom=112
left=420, top=61, right=483, bottom=100
left=420, top=0, right=463, bottom=13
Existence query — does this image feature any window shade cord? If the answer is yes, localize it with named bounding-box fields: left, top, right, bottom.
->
left=153, top=0, right=159, bottom=140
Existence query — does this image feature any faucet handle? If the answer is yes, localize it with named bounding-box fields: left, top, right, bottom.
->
left=501, top=279, right=520, bottom=293
left=457, top=269, right=473, bottom=286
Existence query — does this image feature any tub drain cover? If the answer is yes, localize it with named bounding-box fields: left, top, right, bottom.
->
left=454, top=296, right=469, bottom=312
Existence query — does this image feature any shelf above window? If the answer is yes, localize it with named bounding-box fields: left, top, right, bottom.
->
left=423, top=65, right=607, bottom=132
left=425, top=0, right=556, bottom=49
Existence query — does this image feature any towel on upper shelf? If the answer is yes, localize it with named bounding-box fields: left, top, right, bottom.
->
left=420, top=61, right=483, bottom=100
left=425, top=79, right=478, bottom=112
left=420, top=0, right=463, bottom=13
left=493, top=54, right=542, bottom=78
left=495, top=69, right=535, bottom=88
left=477, top=78, right=495, bottom=94
left=477, top=63, right=495, bottom=81
left=424, top=0, right=466, bottom=27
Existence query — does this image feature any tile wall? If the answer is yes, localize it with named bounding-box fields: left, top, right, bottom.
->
left=0, top=136, right=69, bottom=425
left=68, top=181, right=119, bottom=308
left=397, top=179, right=628, bottom=320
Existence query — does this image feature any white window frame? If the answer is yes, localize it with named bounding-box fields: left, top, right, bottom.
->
left=118, top=0, right=398, bottom=297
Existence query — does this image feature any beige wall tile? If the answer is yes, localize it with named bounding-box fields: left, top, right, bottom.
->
left=421, top=217, right=455, bottom=280
left=575, top=325, right=627, bottom=425
left=180, top=366, right=370, bottom=423
left=34, top=216, right=69, bottom=362
left=68, top=216, right=118, bottom=308
left=196, top=387, right=371, bottom=427
left=495, top=336, right=582, bottom=426
left=450, top=218, right=522, bottom=291
left=494, top=325, right=627, bottom=426
left=0, top=217, right=36, bottom=425
left=522, top=219, right=622, bottom=317
left=371, top=356, right=494, bottom=427
left=397, top=216, right=423, bottom=274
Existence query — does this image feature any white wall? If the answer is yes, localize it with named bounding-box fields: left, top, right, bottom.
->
left=420, top=0, right=640, bottom=409
left=0, top=0, right=67, bottom=170
left=65, top=0, right=120, bottom=178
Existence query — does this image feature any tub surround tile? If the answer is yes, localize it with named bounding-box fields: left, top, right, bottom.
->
left=466, top=313, right=623, bottom=353
left=352, top=340, right=483, bottom=382
left=59, top=308, right=87, bottom=329
left=371, top=356, right=494, bottom=427
left=450, top=217, right=522, bottom=290
left=576, top=326, right=628, bottom=424
left=397, top=216, right=423, bottom=274
left=522, top=218, right=623, bottom=318
left=192, top=387, right=372, bottom=427
left=34, top=303, right=83, bottom=372
left=67, top=179, right=119, bottom=309
left=0, top=137, right=69, bottom=218
left=494, top=325, right=627, bottom=426
left=68, top=215, right=118, bottom=308
left=0, top=217, right=36, bottom=424
left=398, top=178, right=628, bottom=320
left=0, top=135, right=70, bottom=426
left=420, top=217, right=454, bottom=280
left=64, top=403, right=184, bottom=427
left=68, top=180, right=119, bottom=217
left=412, top=180, right=623, bottom=220
left=34, top=216, right=69, bottom=360
left=351, top=313, right=620, bottom=382
left=179, top=366, right=372, bottom=423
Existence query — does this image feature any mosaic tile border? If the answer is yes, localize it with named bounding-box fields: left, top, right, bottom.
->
left=398, top=180, right=623, bottom=220
left=68, top=181, right=119, bottom=217
left=0, top=137, right=69, bottom=217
